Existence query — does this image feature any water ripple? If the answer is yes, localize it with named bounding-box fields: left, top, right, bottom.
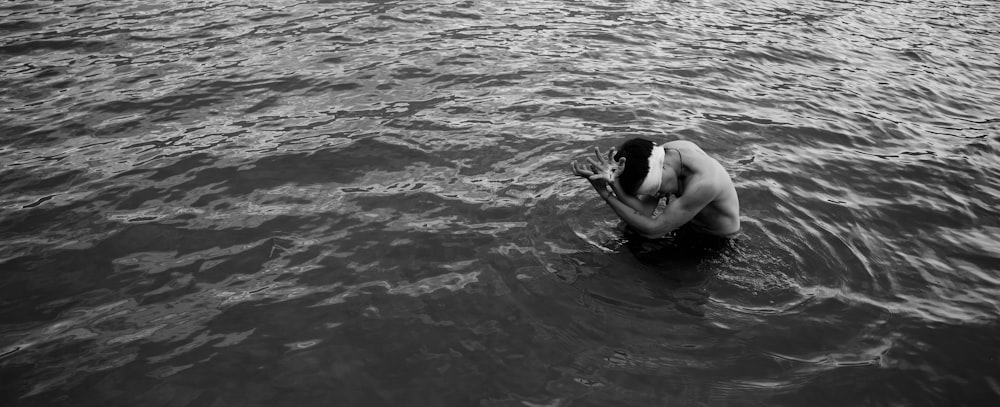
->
left=2, top=0, right=1000, bottom=405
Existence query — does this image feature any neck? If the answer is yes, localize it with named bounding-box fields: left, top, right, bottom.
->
left=660, top=149, right=684, bottom=195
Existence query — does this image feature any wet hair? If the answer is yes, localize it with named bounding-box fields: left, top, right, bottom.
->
left=614, top=137, right=655, bottom=195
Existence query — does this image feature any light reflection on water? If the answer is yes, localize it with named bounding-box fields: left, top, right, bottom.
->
left=2, top=0, right=999, bottom=405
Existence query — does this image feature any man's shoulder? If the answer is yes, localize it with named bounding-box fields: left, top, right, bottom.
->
left=686, top=171, right=724, bottom=196
left=687, top=161, right=734, bottom=199
left=663, top=139, right=700, bottom=150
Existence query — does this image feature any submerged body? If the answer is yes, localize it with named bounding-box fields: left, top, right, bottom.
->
left=572, top=138, right=740, bottom=239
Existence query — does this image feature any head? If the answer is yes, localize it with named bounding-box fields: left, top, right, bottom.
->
left=614, top=137, right=656, bottom=195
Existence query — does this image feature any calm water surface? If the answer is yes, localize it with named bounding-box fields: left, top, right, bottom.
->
left=2, top=0, right=999, bottom=405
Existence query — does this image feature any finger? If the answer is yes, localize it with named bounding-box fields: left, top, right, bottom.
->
left=607, top=147, right=617, bottom=163
left=593, top=146, right=608, bottom=164
left=586, top=157, right=603, bottom=169
left=614, top=157, right=626, bottom=176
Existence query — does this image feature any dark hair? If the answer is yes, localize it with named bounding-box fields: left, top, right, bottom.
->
left=614, top=138, right=654, bottom=195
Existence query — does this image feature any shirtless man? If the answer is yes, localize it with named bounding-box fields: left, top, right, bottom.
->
left=571, top=138, right=740, bottom=239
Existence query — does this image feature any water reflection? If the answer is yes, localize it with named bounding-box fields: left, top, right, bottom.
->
left=2, top=0, right=1000, bottom=405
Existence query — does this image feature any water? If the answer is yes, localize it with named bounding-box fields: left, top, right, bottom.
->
left=2, top=0, right=999, bottom=405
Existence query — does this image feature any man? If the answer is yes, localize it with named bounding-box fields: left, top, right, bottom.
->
left=571, top=138, right=740, bottom=240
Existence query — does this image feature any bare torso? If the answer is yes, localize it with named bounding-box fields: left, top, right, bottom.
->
left=662, top=140, right=741, bottom=237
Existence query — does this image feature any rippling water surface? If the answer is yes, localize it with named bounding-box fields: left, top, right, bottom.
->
left=2, top=0, right=999, bottom=405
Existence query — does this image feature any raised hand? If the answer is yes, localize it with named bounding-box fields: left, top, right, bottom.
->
left=571, top=159, right=597, bottom=179
left=586, top=146, right=625, bottom=182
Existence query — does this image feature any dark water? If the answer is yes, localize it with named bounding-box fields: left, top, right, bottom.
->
left=2, top=0, right=999, bottom=405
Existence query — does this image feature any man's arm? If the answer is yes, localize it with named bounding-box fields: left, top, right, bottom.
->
left=608, top=180, right=658, bottom=216
left=601, top=183, right=713, bottom=238
left=572, top=151, right=657, bottom=216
